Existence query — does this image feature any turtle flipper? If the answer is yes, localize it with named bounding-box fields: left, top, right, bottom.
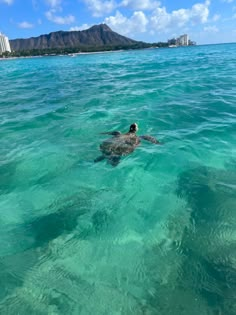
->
left=139, top=135, right=161, bottom=144
left=100, top=131, right=121, bottom=136
left=108, top=155, right=121, bottom=167
left=94, top=155, right=106, bottom=163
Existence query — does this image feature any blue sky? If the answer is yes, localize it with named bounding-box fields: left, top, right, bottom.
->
left=0, top=0, right=236, bottom=44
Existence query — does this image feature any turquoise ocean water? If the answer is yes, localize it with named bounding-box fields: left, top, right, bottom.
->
left=0, top=44, right=236, bottom=314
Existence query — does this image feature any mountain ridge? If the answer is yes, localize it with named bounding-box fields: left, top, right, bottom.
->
left=10, top=24, right=142, bottom=51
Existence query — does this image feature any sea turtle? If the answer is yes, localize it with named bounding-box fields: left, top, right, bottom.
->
left=94, top=123, right=161, bottom=166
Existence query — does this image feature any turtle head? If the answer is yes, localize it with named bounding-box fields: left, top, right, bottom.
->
left=129, top=123, right=138, bottom=133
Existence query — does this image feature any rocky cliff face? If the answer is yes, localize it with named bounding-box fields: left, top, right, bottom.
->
left=10, top=24, right=138, bottom=51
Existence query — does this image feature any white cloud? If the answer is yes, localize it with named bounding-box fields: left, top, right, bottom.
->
left=204, top=25, right=219, bottom=32
left=191, top=1, right=210, bottom=23
left=222, top=0, right=234, bottom=3
left=103, top=1, right=211, bottom=41
left=69, top=24, right=91, bottom=31
left=150, top=1, right=210, bottom=32
left=18, top=21, right=34, bottom=28
left=212, top=14, right=220, bottom=21
left=0, top=0, right=14, bottom=4
left=83, top=0, right=161, bottom=15
left=45, top=10, right=75, bottom=24
left=44, top=0, right=76, bottom=25
left=150, top=7, right=172, bottom=31
left=84, top=0, right=211, bottom=30
left=45, top=0, right=62, bottom=8
left=120, top=0, right=160, bottom=10
left=84, top=0, right=117, bottom=17
left=104, top=10, right=148, bottom=36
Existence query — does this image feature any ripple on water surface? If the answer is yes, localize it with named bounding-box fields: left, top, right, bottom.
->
left=0, top=44, right=236, bottom=314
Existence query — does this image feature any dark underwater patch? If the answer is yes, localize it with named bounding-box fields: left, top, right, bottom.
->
left=0, top=160, right=18, bottom=193
left=0, top=190, right=97, bottom=310
left=176, top=166, right=236, bottom=222
left=142, top=166, right=236, bottom=315
left=176, top=166, right=236, bottom=315
left=0, top=191, right=92, bottom=258
left=91, top=209, right=112, bottom=233
left=30, top=193, right=90, bottom=247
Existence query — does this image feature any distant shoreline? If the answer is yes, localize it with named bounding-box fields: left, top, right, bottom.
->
left=0, top=45, right=198, bottom=60
left=0, top=49, right=128, bottom=61
left=2, top=41, right=235, bottom=61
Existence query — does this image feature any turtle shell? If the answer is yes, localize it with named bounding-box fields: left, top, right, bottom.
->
left=100, top=134, right=140, bottom=156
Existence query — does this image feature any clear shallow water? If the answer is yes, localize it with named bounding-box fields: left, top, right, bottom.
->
left=0, top=44, right=236, bottom=314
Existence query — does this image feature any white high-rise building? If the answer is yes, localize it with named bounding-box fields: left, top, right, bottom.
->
left=0, top=33, right=11, bottom=53
left=178, top=34, right=189, bottom=46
